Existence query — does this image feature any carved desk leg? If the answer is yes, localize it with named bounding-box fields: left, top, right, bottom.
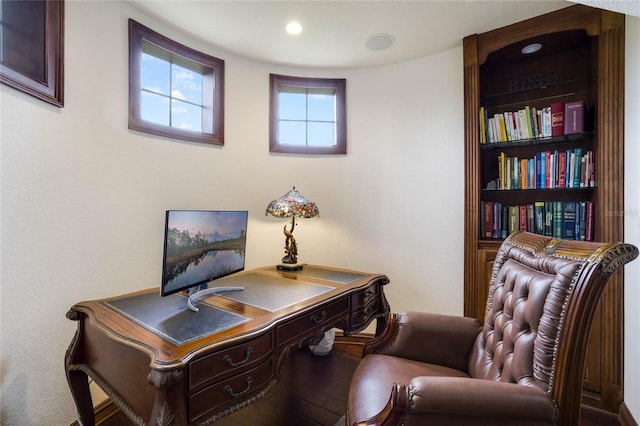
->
left=147, top=369, right=187, bottom=426
left=65, top=310, right=95, bottom=426
left=375, top=282, right=391, bottom=336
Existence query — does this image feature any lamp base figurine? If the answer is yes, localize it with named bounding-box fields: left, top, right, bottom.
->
left=276, top=263, right=304, bottom=271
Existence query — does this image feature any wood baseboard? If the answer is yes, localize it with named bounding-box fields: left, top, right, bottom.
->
left=619, top=402, right=639, bottom=426
left=69, top=399, right=122, bottom=426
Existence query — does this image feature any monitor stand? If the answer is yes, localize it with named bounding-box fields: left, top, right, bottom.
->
left=187, top=286, right=245, bottom=312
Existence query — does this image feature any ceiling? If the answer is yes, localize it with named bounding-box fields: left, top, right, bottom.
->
left=126, top=1, right=638, bottom=69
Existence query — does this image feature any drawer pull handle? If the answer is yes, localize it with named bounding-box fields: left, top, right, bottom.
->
left=224, top=376, right=253, bottom=398
left=223, top=347, right=254, bottom=367
left=310, top=310, right=327, bottom=324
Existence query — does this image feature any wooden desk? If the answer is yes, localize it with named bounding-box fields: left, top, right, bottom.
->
left=65, top=265, right=390, bottom=426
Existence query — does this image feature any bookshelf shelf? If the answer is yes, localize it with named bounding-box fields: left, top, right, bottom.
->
left=463, top=5, right=625, bottom=414
left=480, top=131, right=594, bottom=150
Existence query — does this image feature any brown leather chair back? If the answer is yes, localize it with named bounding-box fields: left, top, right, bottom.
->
left=469, top=232, right=638, bottom=423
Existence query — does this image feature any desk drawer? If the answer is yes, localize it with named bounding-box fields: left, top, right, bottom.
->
left=189, top=332, right=273, bottom=390
left=351, top=284, right=379, bottom=307
left=350, top=297, right=380, bottom=330
left=188, top=359, right=274, bottom=423
left=276, top=298, right=349, bottom=345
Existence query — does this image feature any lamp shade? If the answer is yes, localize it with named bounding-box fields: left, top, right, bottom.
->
left=265, top=186, right=319, bottom=219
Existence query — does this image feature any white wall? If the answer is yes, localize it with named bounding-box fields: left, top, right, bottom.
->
left=0, top=2, right=463, bottom=424
left=624, top=14, right=640, bottom=420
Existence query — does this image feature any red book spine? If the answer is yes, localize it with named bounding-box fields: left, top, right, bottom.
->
left=558, top=151, right=567, bottom=188
left=519, top=205, right=527, bottom=231
left=586, top=201, right=594, bottom=241
left=483, top=202, right=493, bottom=238
left=551, top=102, right=565, bottom=136
left=545, top=151, right=551, bottom=188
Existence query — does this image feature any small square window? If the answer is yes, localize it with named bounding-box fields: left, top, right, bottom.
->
left=270, top=74, right=346, bottom=155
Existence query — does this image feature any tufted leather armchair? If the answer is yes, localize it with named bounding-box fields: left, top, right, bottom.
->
left=347, top=232, right=638, bottom=426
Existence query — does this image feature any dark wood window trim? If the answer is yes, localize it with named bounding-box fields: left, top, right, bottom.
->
left=128, top=19, right=224, bottom=146
left=0, top=0, right=64, bottom=107
left=270, top=74, right=346, bottom=155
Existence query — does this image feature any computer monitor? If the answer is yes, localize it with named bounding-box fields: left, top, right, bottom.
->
left=161, top=210, right=248, bottom=311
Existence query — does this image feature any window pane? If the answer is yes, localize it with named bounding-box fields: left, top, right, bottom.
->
left=279, top=121, right=306, bottom=146
left=308, top=89, right=336, bottom=121
left=141, top=53, right=170, bottom=96
left=308, top=122, right=335, bottom=147
left=172, top=63, right=202, bottom=105
left=1, top=0, right=46, bottom=82
left=141, top=92, right=170, bottom=126
left=130, top=20, right=224, bottom=145
left=269, top=74, right=345, bottom=154
left=171, top=99, right=202, bottom=132
left=279, top=89, right=306, bottom=120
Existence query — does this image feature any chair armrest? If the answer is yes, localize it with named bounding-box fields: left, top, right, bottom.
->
left=408, top=377, right=556, bottom=424
left=352, top=378, right=556, bottom=426
left=363, top=312, right=482, bottom=372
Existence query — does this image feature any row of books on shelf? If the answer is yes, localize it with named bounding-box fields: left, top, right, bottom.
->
left=479, top=101, right=584, bottom=144
left=481, top=200, right=594, bottom=241
left=496, top=148, right=595, bottom=190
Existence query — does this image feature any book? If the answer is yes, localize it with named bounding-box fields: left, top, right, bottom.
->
left=540, top=152, right=548, bottom=189
left=541, top=106, right=552, bottom=137
left=479, top=107, right=486, bottom=144
left=527, top=204, right=535, bottom=232
left=563, top=201, right=577, bottom=239
left=558, top=150, right=567, bottom=188
left=579, top=201, right=587, bottom=241
left=551, top=102, right=565, bottom=136
left=524, top=106, right=533, bottom=139
left=553, top=201, right=563, bottom=238
left=545, top=151, right=551, bottom=189
left=585, top=201, right=594, bottom=241
left=508, top=205, right=519, bottom=235
left=496, top=114, right=507, bottom=141
left=573, top=148, right=583, bottom=188
left=544, top=202, right=554, bottom=237
left=519, top=205, right=527, bottom=231
left=483, top=201, right=493, bottom=238
left=493, top=202, right=501, bottom=239
left=564, top=100, right=585, bottom=134
left=534, top=202, right=545, bottom=234
left=531, top=107, right=540, bottom=138
left=501, top=204, right=508, bottom=239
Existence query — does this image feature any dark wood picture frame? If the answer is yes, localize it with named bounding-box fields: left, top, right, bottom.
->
left=0, top=0, right=64, bottom=107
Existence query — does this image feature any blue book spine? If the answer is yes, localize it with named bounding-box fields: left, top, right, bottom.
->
left=563, top=201, right=577, bottom=240
left=541, top=152, right=547, bottom=189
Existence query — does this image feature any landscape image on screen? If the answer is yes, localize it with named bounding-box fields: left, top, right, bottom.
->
left=161, top=210, right=248, bottom=296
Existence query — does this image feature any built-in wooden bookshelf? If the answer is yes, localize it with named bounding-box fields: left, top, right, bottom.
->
left=463, top=5, right=625, bottom=414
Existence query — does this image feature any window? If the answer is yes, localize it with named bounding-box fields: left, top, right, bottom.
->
left=270, top=74, right=346, bottom=154
left=128, top=19, right=224, bottom=145
left=0, top=0, right=64, bottom=107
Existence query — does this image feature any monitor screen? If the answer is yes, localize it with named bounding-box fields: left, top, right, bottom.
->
left=161, top=210, right=248, bottom=297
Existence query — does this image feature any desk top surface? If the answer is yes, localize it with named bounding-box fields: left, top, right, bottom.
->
left=68, top=265, right=387, bottom=367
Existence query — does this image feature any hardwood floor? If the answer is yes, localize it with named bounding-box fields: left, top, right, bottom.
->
left=96, top=338, right=620, bottom=426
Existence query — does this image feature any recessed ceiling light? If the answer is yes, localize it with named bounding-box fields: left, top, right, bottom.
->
left=521, top=43, right=542, bottom=54
left=366, top=33, right=395, bottom=51
left=285, top=21, right=302, bottom=35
